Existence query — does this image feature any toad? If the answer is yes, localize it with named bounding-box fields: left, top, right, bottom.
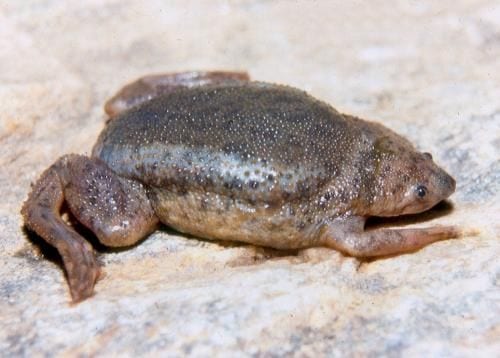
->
left=22, top=71, right=458, bottom=302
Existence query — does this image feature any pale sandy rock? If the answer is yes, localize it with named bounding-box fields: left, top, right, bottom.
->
left=1, top=1, right=499, bottom=356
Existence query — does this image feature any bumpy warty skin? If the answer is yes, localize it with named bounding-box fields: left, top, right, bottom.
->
left=92, top=82, right=454, bottom=248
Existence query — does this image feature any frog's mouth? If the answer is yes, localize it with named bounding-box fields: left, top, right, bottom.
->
left=365, top=200, right=454, bottom=229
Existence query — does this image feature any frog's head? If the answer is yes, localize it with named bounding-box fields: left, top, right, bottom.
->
left=366, top=134, right=455, bottom=217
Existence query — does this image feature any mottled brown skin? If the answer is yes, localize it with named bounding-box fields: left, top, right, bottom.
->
left=22, top=71, right=458, bottom=302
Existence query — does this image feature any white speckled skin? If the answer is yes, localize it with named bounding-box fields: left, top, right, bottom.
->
left=94, top=82, right=455, bottom=247
left=22, top=73, right=457, bottom=302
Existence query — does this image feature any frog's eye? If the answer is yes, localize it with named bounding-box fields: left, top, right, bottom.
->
left=423, top=152, right=433, bottom=160
left=415, top=185, right=427, bottom=198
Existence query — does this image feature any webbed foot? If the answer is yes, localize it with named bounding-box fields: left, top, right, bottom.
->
left=322, top=216, right=461, bottom=257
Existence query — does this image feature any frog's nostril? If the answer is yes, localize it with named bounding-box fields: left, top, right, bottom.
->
left=423, top=152, right=433, bottom=160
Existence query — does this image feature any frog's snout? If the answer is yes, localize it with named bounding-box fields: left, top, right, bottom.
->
left=437, top=170, right=456, bottom=199
left=401, top=167, right=455, bottom=215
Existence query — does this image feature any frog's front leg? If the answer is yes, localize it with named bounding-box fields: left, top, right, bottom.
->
left=105, top=70, right=250, bottom=116
left=22, top=154, right=158, bottom=302
left=321, top=216, right=460, bottom=257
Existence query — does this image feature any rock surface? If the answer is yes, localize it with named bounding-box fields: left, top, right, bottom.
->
left=1, top=1, right=499, bottom=356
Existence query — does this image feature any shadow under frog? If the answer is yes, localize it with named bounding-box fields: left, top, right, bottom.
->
left=21, top=71, right=459, bottom=302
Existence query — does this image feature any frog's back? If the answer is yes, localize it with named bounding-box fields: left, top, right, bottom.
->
left=93, top=83, right=363, bottom=206
left=92, top=83, right=396, bottom=248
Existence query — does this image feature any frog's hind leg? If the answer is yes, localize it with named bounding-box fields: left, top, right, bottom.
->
left=105, top=70, right=250, bottom=117
left=321, top=217, right=460, bottom=257
left=21, top=154, right=158, bottom=302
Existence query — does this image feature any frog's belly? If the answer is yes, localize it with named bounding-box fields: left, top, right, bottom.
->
left=148, top=188, right=323, bottom=249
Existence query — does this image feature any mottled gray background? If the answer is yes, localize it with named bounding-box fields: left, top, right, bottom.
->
left=1, top=1, right=499, bottom=356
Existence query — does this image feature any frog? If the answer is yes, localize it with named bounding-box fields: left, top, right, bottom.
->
left=21, top=70, right=458, bottom=302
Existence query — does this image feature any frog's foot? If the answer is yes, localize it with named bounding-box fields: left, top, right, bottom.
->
left=322, top=217, right=460, bottom=257
left=21, top=159, right=101, bottom=302
left=22, top=154, right=158, bottom=302
left=105, top=70, right=250, bottom=117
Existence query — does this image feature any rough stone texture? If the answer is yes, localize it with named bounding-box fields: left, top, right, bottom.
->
left=1, top=1, right=499, bottom=356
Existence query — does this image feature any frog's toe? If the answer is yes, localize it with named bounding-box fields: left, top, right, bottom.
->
left=63, top=239, right=101, bottom=303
